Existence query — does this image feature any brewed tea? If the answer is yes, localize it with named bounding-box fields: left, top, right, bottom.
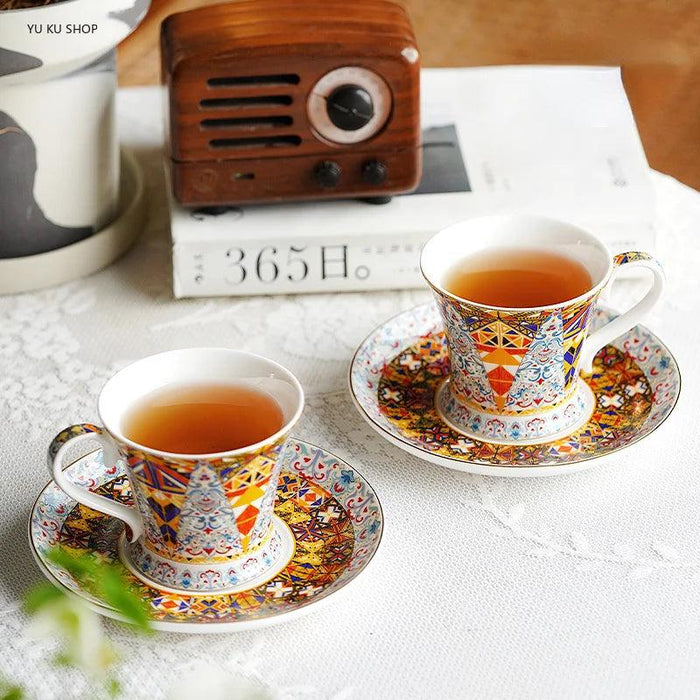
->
left=122, top=383, right=284, bottom=454
left=443, top=247, right=592, bottom=307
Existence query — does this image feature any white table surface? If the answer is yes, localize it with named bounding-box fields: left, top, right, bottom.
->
left=1, top=87, right=699, bottom=700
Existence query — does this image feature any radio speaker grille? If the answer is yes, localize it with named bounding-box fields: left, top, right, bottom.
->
left=199, top=74, right=301, bottom=152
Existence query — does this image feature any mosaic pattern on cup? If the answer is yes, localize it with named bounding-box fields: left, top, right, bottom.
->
left=433, top=290, right=597, bottom=415
left=49, top=424, right=287, bottom=564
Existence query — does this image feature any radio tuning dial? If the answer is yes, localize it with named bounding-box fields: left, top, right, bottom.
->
left=327, top=85, right=374, bottom=131
left=307, top=67, right=392, bottom=145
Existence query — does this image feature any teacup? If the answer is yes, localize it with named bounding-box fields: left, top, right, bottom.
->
left=421, top=214, right=664, bottom=445
left=48, top=348, right=304, bottom=594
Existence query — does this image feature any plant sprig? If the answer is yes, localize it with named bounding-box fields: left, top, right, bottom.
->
left=20, top=547, right=153, bottom=698
left=40, top=547, right=152, bottom=633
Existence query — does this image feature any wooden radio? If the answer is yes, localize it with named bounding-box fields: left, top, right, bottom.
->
left=161, top=0, right=421, bottom=206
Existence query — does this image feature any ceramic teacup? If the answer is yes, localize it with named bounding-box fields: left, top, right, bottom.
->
left=421, top=214, right=665, bottom=445
left=48, top=348, right=304, bottom=594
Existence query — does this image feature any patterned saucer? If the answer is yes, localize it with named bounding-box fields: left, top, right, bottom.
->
left=350, top=302, right=680, bottom=476
left=30, top=439, right=382, bottom=633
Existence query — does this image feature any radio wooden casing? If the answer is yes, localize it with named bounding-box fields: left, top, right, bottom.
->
left=161, top=0, right=421, bottom=206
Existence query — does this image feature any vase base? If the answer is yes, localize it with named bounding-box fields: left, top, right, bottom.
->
left=0, top=148, right=145, bottom=294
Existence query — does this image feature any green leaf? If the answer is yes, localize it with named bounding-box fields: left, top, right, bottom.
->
left=99, top=567, right=152, bottom=634
left=107, top=677, right=121, bottom=698
left=45, top=547, right=98, bottom=580
left=0, top=677, right=25, bottom=700
left=54, top=603, right=82, bottom=637
left=23, top=582, right=64, bottom=614
left=53, top=652, right=73, bottom=668
left=0, top=687, right=24, bottom=700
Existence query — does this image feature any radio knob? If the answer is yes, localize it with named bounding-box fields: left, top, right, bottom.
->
left=362, top=159, right=388, bottom=186
left=314, top=160, right=342, bottom=188
left=326, top=85, right=374, bottom=131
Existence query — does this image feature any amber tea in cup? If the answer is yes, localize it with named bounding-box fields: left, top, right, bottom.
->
left=122, top=383, right=284, bottom=454
left=443, top=247, right=593, bottom=308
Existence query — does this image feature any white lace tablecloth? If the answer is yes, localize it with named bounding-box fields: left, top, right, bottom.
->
left=1, top=88, right=699, bottom=699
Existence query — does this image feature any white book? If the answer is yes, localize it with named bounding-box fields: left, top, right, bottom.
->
left=168, top=66, right=656, bottom=298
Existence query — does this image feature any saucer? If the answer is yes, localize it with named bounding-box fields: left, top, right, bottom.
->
left=29, top=439, right=383, bottom=633
left=350, top=302, right=680, bottom=476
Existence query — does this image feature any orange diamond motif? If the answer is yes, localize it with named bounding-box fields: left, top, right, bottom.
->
left=487, top=364, right=517, bottom=396
left=235, top=504, right=260, bottom=536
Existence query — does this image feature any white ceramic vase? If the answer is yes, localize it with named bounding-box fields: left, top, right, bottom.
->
left=0, top=0, right=150, bottom=258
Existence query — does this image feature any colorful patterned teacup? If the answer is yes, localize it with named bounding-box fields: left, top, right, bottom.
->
left=420, top=215, right=664, bottom=445
left=48, top=348, right=304, bottom=594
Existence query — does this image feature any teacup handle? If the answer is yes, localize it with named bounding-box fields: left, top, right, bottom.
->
left=578, top=251, right=665, bottom=374
left=48, top=424, right=143, bottom=542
